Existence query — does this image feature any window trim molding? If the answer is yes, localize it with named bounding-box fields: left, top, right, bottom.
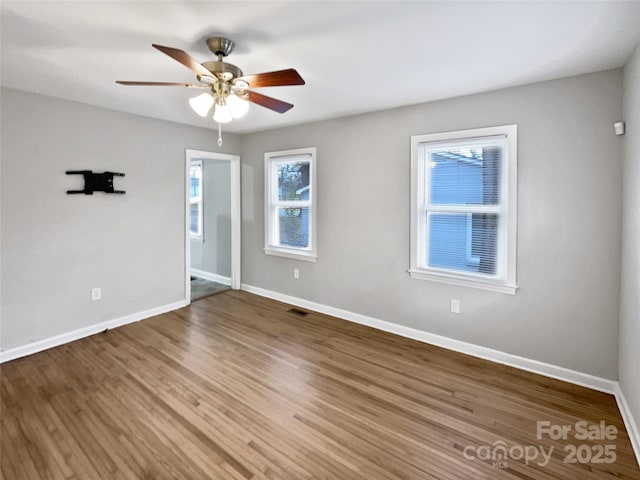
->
left=264, top=147, right=317, bottom=262
left=409, top=125, right=518, bottom=294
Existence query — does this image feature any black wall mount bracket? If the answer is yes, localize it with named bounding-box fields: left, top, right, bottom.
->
left=66, top=170, right=125, bottom=195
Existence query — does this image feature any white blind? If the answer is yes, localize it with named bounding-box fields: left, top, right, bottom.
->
left=421, top=136, right=505, bottom=277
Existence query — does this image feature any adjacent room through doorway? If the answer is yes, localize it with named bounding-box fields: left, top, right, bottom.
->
left=186, top=149, right=241, bottom=302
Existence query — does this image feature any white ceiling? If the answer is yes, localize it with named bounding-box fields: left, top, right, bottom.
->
left=2, top=1, right=640, bottom=134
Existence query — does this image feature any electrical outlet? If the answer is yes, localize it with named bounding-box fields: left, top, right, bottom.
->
left=92, top=287, right=101, bottom=301
left=293, top=268, right=300, bottom=280
left=450, top=298, right=460, bottom=314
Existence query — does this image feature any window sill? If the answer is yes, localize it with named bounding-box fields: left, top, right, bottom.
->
left=408, top=269, right=517, bottom=295
left=264, top=247, right=317, bottom=262
left=190, top=235, right=204, bottom=243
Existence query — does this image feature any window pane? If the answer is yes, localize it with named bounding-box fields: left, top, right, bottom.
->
left=277, top=161, right=310, bottom=201
left=190, top=176, right=199, bottom=199
left=427, top=213, right=498, bottom=275
left=190, top=166, right=201, bottom=199
left=278, top=207, right=309, bottom=248
left=190, top=203, right=200, bottom=235
left=428, top=145, right=501, bottom=205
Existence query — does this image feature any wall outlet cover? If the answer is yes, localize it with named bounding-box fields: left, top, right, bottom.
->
left=450, top=299, right=460, bottom=314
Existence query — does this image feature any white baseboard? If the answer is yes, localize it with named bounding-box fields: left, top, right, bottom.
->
left=615, top=384, right=640, bottom=468
left=0, top=300, right=188, bottom=363
left=191, top=268, right=232, bottom=286
left=240, top=283, right=616, bottom=394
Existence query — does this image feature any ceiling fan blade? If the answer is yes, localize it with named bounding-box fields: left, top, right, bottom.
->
left=116, top=81, right=204, bottom=87
left=246, top=90, right=294, bottom=113
left=152, top=44, right=212, bottom=78
left=238, top=69, right=305, bottom=88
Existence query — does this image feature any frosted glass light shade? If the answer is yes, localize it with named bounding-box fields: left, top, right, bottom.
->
left=213, top=103, right=232, bottom=123
left=189, top=93, right=214, bottom=117
left=227, top=94, right=250, bottom=119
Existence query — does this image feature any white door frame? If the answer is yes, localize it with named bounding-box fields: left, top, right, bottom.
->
left=185, top=149, right=241, bottom=303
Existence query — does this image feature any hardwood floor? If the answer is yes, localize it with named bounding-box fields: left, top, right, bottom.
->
left=1, top=290, right=639, bottom=479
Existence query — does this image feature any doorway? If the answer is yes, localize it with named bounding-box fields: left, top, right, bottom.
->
left=185, top=149, right=241, bottom=303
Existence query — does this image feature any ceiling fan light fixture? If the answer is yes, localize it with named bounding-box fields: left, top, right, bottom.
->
left=213, top=102, right=232, bottom=123
left=227, top=93, right=249, bottom=119
left=189, top=92, right=214, bottom=117
left=118, top=37, right=305, bottom=131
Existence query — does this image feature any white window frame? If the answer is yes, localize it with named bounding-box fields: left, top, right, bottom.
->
left=264, top=147, right=317, bottom=262
left=409, top=125, right=518, bottom=294
left=189, top=159, right=203, bottom=241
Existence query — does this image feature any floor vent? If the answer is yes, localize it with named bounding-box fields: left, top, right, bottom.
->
left=287, top=308, right=309, bottom=317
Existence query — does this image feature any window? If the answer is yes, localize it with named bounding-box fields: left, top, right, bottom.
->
left=409, top=125, right=517, bottom=294
left=190, top=160, right=203, bottom=240
left=265, top=147, right=317, bottom=261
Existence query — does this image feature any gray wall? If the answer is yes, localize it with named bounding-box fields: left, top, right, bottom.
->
left=620, top=45, right=640, bottom=434
left=241, top=69, right=624, bottom=380
left=1, top=69, right=629, bottom=384
left=190, top=159, right=232, bottom=278
left=0, top=87, right=240, bottom=351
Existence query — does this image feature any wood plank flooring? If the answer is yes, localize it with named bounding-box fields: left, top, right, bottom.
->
left=1, top=290, right=639, bottom=479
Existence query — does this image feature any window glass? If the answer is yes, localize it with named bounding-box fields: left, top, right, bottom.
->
left=427, top=213, right=498, bottom=274
left=428, top=146, right=501, bottom=206
left=277, top=161, right=310, bottom=202
left=278, top=207, right=309, bottom=248
left=189, top=161, right=203, bottom=239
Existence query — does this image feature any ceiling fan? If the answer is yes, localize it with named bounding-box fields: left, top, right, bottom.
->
left=117, top=37, right=305, bottom=145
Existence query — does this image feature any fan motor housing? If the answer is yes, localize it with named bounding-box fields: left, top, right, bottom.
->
left=201, top=61, right=243, bottom=80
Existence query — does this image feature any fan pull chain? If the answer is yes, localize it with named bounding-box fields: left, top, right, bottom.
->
left=218, top=122, right=222, bottom=148
left=217, top=122, right=223, bottom=147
